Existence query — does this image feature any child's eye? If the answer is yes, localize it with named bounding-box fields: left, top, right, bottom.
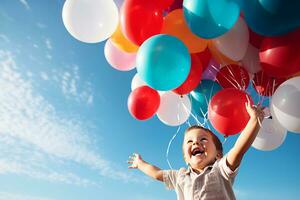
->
left=201, top=138, right=208, bottom=142
left=187, top=140, right=193, bottom=144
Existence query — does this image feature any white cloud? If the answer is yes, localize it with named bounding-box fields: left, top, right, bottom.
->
left=36, top=23, right=47, bottom=29
left=40, top=72, right=49, bottom=80
left=59, top=65, right=94, bottom=105
left=19, top=0, right=30, bottom=10
left=45, top=38, right=52, bottom=50
left=0, top=34, right=10, bottom=43
left=0, top=50, right=144, bottom=186
left=46, top=53, right=52, bottom=60
left=0, top=191, right=54, bottom=200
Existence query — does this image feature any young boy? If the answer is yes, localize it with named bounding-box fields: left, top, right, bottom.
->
left=128, top=99, right=264, bottom=200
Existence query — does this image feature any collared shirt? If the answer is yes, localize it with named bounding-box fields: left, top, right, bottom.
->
left=163, top=155, right=238, bottom=200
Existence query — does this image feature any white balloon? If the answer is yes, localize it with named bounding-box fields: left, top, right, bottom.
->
left=213, top=17, right=249, bottom=61
left=62, top=0, right=119, bottom=43
left=242, top=44, right=262, bottom=74
left=131, top=73, right=146, bottom=91
left=157, top=92, right=191, bottom=126
left=271, top=77, right=300, bottom=133
left=252, top=119, right=287, bottom=151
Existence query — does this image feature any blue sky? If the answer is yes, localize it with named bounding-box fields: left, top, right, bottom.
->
left=0, top=1, right=300, bottom=200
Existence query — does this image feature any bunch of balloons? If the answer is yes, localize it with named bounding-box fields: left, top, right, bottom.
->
left=63, top=0, right=300, bottom=151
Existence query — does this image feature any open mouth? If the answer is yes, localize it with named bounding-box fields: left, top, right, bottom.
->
left=191, top=147, right=205, bottom=157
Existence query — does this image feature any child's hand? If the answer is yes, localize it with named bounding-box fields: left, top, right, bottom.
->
left=127, top=153, right=142, bottom=169
left=245, top=96, right=265, bottom=125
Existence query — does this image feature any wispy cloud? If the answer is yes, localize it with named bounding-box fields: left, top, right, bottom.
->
left=36, top=22, right=47, bottom=29
left=0, top=50, right=145, bottom=187
left=19, top=0, right=30, bottom=10
left=45, top=38, right=52, bottom=50
left=0, top=191, right=54, bottom=200
left=59, top=65, right=94, bottom=105
left=0, top=34, right=10, bottom=43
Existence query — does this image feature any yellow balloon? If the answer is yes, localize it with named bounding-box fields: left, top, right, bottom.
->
left=162, top=9, right=208, bottom=53
left=110, top=24, right=139, bottom=53
left=208, top=41, right=239, bottom=66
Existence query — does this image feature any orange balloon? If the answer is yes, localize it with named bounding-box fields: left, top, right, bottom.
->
left=208, top=41, right=239, bottom=66
left=110, top=24, right=139, bottom=53
left=162, top=9, right=208, bottom=53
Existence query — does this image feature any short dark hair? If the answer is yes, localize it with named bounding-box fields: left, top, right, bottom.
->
left=184, top=125, right=223, bottom=157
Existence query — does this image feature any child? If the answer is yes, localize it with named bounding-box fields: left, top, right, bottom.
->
left=128, top=99, right=264, bottom=200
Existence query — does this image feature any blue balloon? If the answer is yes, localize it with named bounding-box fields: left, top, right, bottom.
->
left=190, top=80, right=222, bottom=118
left=183, top=0, right=240, bottom=39
left=239, top=0, right=300, bottom=36
left=136, top=34, right=191, bottom=91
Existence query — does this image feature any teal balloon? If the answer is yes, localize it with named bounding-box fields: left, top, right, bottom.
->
left=136, top=34, right=191, bottom=91
left=190, top=80, right=222, bottom=118
left=239, top=0, right=300, bottom=36
left=183, top=0, right=240, bottom=39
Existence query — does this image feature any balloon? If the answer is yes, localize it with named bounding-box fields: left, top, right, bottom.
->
left=216, top=64, right=250, bottom=90
left=131, top=73, right=146, bottom=91
left=252, top=71, right=286, bottom=96
left=271, top=77, right=300, bottom=133
left=239, top=0, right=300, bottom=36
left=157, top=92, right=191, bottom=126
left=208, top=89, right=253, bottom=135
left=242, top=44, right=261, bottom=74
left=128, top=86, right=160, bottom=120
left=183, top=0, right=240, bottom=39
left=212, top=17, right=249, bottom=61
left=190, top=80, right=222, bottom=118
left=62, top=0, right=118, bottom=43
left=194, top=47, right=211, bottom=71
left=120, top=0, right=163, bottom=45
left=259, top=29, right=300, bottom=78
left=208, top=41, right=239, bottom=66
left=252, top=118, right=287, bottom=151
left=136, top=34, right=191, bottom=91
left=249, top=28, right=264, bottom=48
left=166, top=0, right=183, bottom=12
left=104, top=39, right=136, bottom=71
left=173, top=54, right=203, bottom=95
left=202, top=59, right=221, bottom=81
left=162, top=9, right=208, bottom=53
left=152, top=0, right=174, bottom=9
left=110, top=24, right=139, bottom=53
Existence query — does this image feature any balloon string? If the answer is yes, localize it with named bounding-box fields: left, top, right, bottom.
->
left=166, top=126, right=181, bottom=170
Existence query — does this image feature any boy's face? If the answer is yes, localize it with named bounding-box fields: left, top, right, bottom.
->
left=183, top=129, right=219, bottom=171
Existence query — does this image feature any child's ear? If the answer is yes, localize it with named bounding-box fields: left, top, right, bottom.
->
left=216, top=152, right=223, bottom=160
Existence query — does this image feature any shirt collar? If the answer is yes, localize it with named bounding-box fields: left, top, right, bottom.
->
left=185, top=160, right=218, bottom=175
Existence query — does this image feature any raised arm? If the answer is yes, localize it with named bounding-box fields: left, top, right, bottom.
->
left=226, top=98, right=265, bottom=171
left=128, top=153, right=164, bottom=182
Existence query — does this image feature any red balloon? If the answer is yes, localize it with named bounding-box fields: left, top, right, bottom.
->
left=121, top=0, right=164, bottom=45
left=208, top=89, right=253, bottom=136
left=194, top=47, right=211, bottom=71
left=253, top=71, right=286, bottom=96
left=216, top=64, right=250, bottom=90
left=153, top=0, right=174, bottom=9
left=128, top=86, right=160, bottom=120
left=259, top=28, right=300, bottom=78
left=166, top=0, right=183, bottom=12
left=249, top=28, right=264, bottom=48
left=173, top=54, right=203, bottom=95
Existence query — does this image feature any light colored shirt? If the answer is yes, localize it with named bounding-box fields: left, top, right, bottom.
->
left=163, top=155, right=238, bottom=200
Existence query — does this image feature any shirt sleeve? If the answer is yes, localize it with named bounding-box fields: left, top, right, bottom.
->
left=162, top=170, right=179, bottom=190
left=218, top=154, right=239, bottom=180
